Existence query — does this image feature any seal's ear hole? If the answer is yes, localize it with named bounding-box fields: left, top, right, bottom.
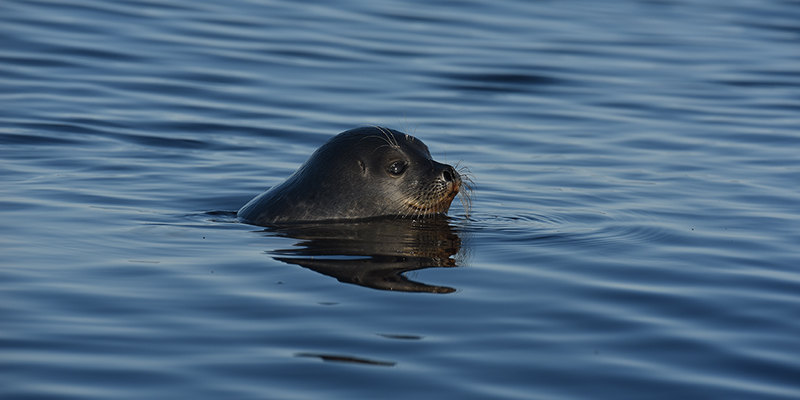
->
left=357, top=160, right=365, bottom=173
left=387, top=161, right=407, bottom=176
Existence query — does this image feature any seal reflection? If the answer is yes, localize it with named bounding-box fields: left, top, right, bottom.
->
left=263, top=216, right=463, bottom=293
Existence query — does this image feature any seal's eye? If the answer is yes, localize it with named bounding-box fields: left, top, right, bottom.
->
left=387, top=161, right=406, bottom=176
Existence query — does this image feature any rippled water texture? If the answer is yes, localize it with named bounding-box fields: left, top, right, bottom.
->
left=2, top=0, right=800, bottom=399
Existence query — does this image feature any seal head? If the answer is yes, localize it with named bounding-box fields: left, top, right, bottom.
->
left=238, top=126, right=461, bottom=225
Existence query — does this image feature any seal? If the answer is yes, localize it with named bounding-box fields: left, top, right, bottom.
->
left=238, top=126, right=463, bottom=225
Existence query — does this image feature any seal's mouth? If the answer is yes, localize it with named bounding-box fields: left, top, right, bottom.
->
left=403, top=173, right=462, bottom=217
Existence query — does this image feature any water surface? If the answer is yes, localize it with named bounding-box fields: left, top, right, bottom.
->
left=2, top=0, right=800, bottom=399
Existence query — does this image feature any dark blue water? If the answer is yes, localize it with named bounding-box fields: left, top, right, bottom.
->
left=2, top=0, right=800, bottom=399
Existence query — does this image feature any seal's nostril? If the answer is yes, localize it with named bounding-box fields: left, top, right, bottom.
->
left=442, top=167, right=454, bottom=182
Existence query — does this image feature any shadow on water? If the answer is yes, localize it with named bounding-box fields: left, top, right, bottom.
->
left=259, top=216, right=466, bottom=294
